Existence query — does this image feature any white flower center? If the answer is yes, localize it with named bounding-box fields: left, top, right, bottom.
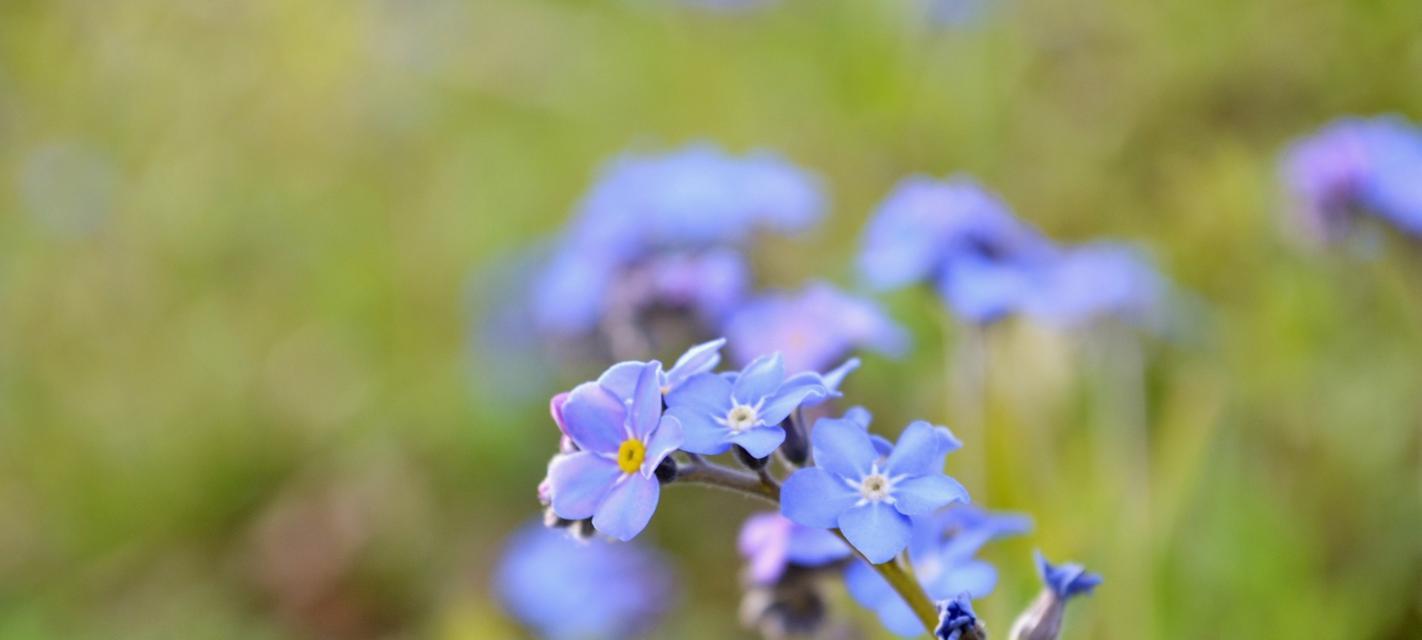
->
left=848, top=463, right=903, bottom=506
left=718, top=399, right=764, bottom=433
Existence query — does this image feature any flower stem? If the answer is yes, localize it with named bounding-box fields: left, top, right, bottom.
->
left=672, top=458, right=940, bottom=637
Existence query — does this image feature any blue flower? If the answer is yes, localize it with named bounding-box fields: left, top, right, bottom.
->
left=494, top=523, right=676, bottom=639
left=596, top=337, right=728, bottom=399
left=858, top=175, right=1056, bottom=324
left=844, top=505, right=1031, bottom=636
left=1035, top=550, right=1102, bottom=600
left=665, top=353, right=832, bottom=459
left=936, top=594, right=983, bottom=640
left=546, top=361, right=684, bottom=540
left=780, top=417, right=969, bottom=563
left=1008, top=551, right=1101, bottom=640
left=1021, top=242, right=1167, bottom=330
left=1281, top=116, right=1422, bottom=243
left=737, top=512, right=852, bottom=585
left=724, top=282, right=909, bottom=374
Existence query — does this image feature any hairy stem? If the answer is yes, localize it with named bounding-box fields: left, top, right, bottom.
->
left=672, top=458, right=940, bottom=637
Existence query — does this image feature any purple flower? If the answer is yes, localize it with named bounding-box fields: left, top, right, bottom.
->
left=936, top=594, right=984, bottom=640
left=495, top=523, right=676, bottom=639
left=1281, top=116, right=1422, bottom=243
left=546, top=361, right=684, bottom=540
left=858, top=175, right=1056, bottom=324
left=844, top=506, right=1031, bottom=636
left=665, top=353, right=832, bottom=459
left=737, top=512, right=851, bottom=585
left=1021, top=242, right=1167, bottom=330
left=724, top=282, right=909, bottom=373
left=1008, top=551, right=1101, bottom=640
left=780, top=417, right=969, bottom=563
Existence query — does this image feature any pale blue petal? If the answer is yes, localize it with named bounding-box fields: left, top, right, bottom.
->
left=844, top=561, right=929, bottom=637
left=629, top=361, right=664, bottom=439
left=780, top=468, right=858, bottom=528
left=667, top=406, right=730, bottom=455
left=844, top=406, right=873, bottom=429
left=596, top=361, right=643, bottom=401
left=548, top=452, right=620, bottom=520
left=785, top=527, right=851, bottom=566
left=884, top=421, right=941, bottom=477
left=641, top=416, right=683, bottom=476
left=838, top=502, right=913, bottom=564
left=892, top=475, right=969, bottom=516
left=560, top=382, right=627, bottom=454
left=665, top=372, right=732, bottom=414
left=592, top=473, right=660, bottom=541
left=809, top=417, right=876, bottom=480
left=664, top=337, right=726, bottom=391
left=759, top=382, right=829, bottom=425
left=732, top=353, right=785, bottom=404
left=925, top=560, right=998, bottom=600
left=727, top=424, right=785, bottom=459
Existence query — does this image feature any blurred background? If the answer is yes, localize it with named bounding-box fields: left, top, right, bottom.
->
left=2, top=0, right=1421, bottom=638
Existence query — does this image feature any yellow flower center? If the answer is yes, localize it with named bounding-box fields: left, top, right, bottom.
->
left=616, top=439, right=646, bottom=474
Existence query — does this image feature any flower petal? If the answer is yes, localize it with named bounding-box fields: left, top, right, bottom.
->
left=641, top=415, right=683, bottom=476
left=924, top=560, right=998, bottom=600
left=561, top=381, right=628, bottom=454
left=629, top=361, right=664, bottom=439
left=548, top=452, right=620, bottom=520
left=884, top=420, right=941, bottom=477
left=759, top=380, right=830, bottom=425
left=892, top=474, right=969, bottom=516
left=731, top=352, right=785, bottom=404
left=592, top=473, right=660, bottom=541
left=785, top=526, right=851, bottom=566
left=780, top=467, right=859, bottom=529
left=664, top=337, right=726, bottom=391
left=727, top=424, right=786, bottom=459
left=596, top=361, right=643, bottom=401
left=838, top=502, right=913, bottom=564
left=809, top=417, right=876, bottom=480
left=738, top=514, right=790, bottom=585
left=667, top=406, right=730, bottom=455
left=665, top=371, right=731, bottom=415
left=844, top=561, right=930, bottom=637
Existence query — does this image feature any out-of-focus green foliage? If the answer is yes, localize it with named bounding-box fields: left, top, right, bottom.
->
left=1, top=0, right=1420, bottom=638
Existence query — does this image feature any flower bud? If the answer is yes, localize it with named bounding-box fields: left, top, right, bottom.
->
left=1009, top=551, right=1101, bottom=640
left=654, top=456, right=678, bottom=483
left=734, top=444, right=770, bottom=470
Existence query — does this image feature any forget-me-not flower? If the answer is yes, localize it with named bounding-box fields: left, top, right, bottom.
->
left=546, top=361, right=684, bottom=540
left=737, top=512, right=851, bottom=585
left=1281, top=115, right=1422, bottom=244
left=1021, top=242, right=1167, bottom=331
left=665, top=353, right=832, bottom=459
left=495, top=523, right=676, bottom=639
left=780, top=417, right=969, bottom=563
left=1008, top=551, right=1102, bottom=640
left=845, top=505, right=1031, bottom=636
left=858, top=175, right=1056, bottom=324
left=936, top=594, right=986, bottom=640
left=724, top=282, right=909, bottom=373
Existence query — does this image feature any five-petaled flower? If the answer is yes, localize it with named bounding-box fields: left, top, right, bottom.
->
left=781, top=415, right=969, bottom=563
left=666, top=353, right=832, bottom=459
left=546, top=360, right=684, bottom=540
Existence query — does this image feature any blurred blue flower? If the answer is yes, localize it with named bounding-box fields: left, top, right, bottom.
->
left=546, top=361, right=683, bottom=540
left=531, top=143, right=823, bottom=336
left=1008, top=551, right=1101, bottom=640
left=665, top=353, right=831, bottom=458
left=781, top=417, right=969, bottom=563
left=935, top=594, right=984, bottom=640
left=1281, top=115, right=1422, bottom=243
left=844, top=505, right=1031, bottom=636
left=737, top=512, right=851, bottom=585
left=1022, top=242, right=1167, bottom=330
left=495, top=523, right=676, bottom=639
left=858, top=175, right=1056, bottom=324
left=724, top=282, right=909, bottom=373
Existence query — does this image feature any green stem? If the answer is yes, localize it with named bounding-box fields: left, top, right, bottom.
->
left=672, top=458, right=940, bottom=637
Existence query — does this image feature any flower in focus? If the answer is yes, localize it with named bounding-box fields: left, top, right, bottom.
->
left=596, top=337, right=728, bottom=399
left=495, top=523, right=676, bottom=640
left=724, top=282, right=909, bottom=373
left=1281, top=115, right=1422, bottom=244
left=1008, top=551, right=1102, bottom=640
left=936, top=594, right=986, bottom=640
left=546, top=361, right=683, bottom=540
left=844, top=505, right=1031, bottom=636
left=858, top=175, right=1056, bottom=324
left=1021, top=242, right=1167, bottom=331
left=737, top=512, right=851, bottom=585
left=780, top=417, right=969, bottom=563
left=665, top=353, right=832, bottom=459
left=531, top=143, right=824, bottom=337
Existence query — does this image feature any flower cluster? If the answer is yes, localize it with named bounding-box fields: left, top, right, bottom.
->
left=1280, top=115, right=1422, bottom=245
left=858, top=174, right=1168, bottom=330
left=515, top=338, right=1100, bottom=639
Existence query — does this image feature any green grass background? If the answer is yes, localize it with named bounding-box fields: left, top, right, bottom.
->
left=1, top=0, right=1420, bottom=637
